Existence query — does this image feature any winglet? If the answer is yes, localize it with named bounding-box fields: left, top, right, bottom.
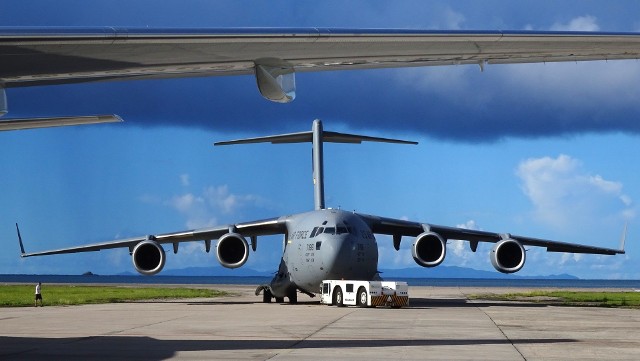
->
left=619, top=222, right=628, bottom=253
left=16, top=223, right=26, bottom=256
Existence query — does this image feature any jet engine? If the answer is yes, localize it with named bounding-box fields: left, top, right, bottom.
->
left=412, top=232, right=446, bottom=267
left=216, top=232, right=249, bottom=268
left=490, top=239, right=526, bottom=273
left=132, top=240, right=166, bottom=276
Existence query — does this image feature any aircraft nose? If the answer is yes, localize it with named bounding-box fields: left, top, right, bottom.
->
left=320, top=235, right=353, bottom=277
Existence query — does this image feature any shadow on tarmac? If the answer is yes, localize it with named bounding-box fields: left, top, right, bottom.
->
left=409, top=297, right=549, bottom=309
left=181, top=297, right=549, bottom=309
left=0, top=335, right=577, bottom=360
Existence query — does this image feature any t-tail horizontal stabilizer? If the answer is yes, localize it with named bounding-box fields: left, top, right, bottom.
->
left=214, top=123, right=418, bottom=146
left=215, top=119, right=417, bottom=210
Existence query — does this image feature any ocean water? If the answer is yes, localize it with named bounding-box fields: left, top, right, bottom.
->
left=1, top=275, right=639, bottom=289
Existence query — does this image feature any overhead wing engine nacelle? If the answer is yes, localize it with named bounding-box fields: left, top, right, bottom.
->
left=412, top=232, right=446, bottom=267
left=216, top=233, right=249, bottom=269
left=490, top=239, right=526, bottom=273
left=132, top=239, right=166, bottom=276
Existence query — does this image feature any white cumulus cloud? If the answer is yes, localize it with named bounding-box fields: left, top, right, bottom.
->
left=442, top=7, right=466, bottom=30
left=550, top=15, right=600, bottom=31
left=164, top=177, right=268, bottom=228
left=179, top=174, right=190, bottom=187
left=516, top=154, right=634, bottom=229
left=450, top=220, right=479, bottom=259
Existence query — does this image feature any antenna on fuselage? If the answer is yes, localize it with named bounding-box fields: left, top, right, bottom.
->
left=214, top=119, right=417, bottom=210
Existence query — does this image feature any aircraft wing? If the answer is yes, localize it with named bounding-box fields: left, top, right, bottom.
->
left=2, top=28, right=640, bottom=103
left=357, top=213, right=625, bottom=255
left=0, top=114, right=122, bottom=131
left=17, top=217, right=287, bottom=257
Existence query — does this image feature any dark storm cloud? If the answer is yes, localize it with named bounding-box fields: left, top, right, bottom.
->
left=4, top=1, right=640, bottom=142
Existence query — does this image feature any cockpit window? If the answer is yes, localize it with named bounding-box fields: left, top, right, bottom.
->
left=310, top=227, right=324, bottom=238
left=342, top=221, right=355, bottom=235
left=311, top=224, right=352, bottom=237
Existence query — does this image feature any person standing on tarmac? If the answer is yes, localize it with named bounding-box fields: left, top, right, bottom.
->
left=34, top=282, right=42, bottom=307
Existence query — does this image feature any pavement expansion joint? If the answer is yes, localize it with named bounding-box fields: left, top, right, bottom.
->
left=265, top=308, right=358, bottom=360
left=104, top=315, right=190, bottom=336
left=477, top=306, right=527, bottom=361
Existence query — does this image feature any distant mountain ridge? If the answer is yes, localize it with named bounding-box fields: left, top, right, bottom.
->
left=116, top=267, right=269, bottom=277
left=378, top=266, right=578, bottom=280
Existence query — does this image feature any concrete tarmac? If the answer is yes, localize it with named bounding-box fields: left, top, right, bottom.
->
left=1, top=285, right=639, bottom=360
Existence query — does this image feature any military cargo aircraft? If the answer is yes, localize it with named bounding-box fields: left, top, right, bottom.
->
left=18, top=119, right=625, bottom=303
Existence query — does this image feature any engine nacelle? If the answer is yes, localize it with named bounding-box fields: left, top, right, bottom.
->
left=412, top=232, right=446, bottom=268
left=490, top=239, right=526, bottom=273
left=216, top=232, right=249, bottom=269
left=132, top=240, right=166, bottom=276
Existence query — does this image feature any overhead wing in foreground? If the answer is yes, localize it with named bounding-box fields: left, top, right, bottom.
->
left=357, top=213, right=625, bottom=274
left=2, top=28, right=640, bottom=105
left=17, top=217, right=287, bottom=275
left=0, top=114, right=122, bottom=131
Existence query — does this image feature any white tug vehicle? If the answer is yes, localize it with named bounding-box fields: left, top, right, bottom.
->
left=320, top=280, right=409, bottom=308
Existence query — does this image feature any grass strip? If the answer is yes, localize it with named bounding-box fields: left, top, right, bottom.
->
left=470, top=290, right=640, bottom=308
left=0, top=285, right=227, bottom=307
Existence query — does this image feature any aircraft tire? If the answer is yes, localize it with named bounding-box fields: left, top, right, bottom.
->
left=333, top=287, right=344, bottom=307
left=262, top=288, right=272, bottom=303
left=356, top=287, right=368, bottom=307
left=275, top=297, right=285, bottom=303
left=288, top=291, right=298, bottom=304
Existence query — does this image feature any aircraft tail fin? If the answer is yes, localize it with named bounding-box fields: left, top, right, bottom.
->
left=215, top=119, right=417, bottom=210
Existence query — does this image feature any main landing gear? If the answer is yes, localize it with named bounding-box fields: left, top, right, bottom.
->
left=255, top=285, right=298, bottom=304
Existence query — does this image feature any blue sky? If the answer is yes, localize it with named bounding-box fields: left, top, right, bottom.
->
left=1, top=1, right=639, bottom=279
